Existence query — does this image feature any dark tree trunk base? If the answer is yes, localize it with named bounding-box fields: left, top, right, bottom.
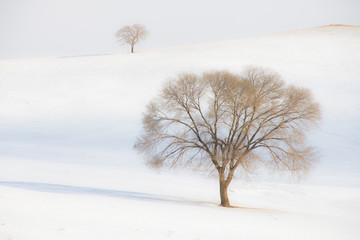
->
left=220, top=202, right=232, bottom=207
left=219, top=177, right=231, bottom=207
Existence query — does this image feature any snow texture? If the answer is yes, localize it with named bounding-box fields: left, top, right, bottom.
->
left=0, top=25, right=359, bottom=239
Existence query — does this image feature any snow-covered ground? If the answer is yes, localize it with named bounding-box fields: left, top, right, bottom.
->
left=0, top=25, right=359, bottom=239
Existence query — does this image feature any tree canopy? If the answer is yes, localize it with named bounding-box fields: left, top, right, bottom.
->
left=115, top=24, right=148, bottom=53
left=135, top=67, right=321, bottom=207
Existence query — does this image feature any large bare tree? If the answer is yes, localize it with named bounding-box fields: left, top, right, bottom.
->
left=115, top=24, right=148, bottom=53
left=135, top=67, right=321, bottom=207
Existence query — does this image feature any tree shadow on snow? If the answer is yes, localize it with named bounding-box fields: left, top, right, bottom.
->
left=0, top=181, right=214, bottom=207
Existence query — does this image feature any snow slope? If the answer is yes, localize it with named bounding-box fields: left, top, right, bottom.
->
left=0, top=25, right=359, bottom=239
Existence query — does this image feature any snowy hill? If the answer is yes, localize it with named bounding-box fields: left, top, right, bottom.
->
left=0, top=25, right=360, bottom=239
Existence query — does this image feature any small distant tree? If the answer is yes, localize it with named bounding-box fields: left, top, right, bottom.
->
left=135, top=67, right=321, bottom=207
left=115, top=24, right=148, bottom=53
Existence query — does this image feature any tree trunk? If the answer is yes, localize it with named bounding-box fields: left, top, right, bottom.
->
left=219, top=171, right=231, bottom=207
left=131, top=45, right=134, bottom=53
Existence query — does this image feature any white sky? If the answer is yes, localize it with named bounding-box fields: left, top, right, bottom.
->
left=0, top=0, right=359, bottom=59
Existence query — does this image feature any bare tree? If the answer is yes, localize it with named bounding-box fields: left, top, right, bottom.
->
left=115, top=24, right=148, bottom=53
left=134, top=67, right=321, bottom=207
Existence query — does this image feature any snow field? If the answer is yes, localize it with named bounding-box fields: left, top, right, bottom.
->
left=0, top=25, right=360, bottom=239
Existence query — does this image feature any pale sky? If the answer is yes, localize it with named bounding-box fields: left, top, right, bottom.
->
left=0, top=0, right=359, bottom=59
